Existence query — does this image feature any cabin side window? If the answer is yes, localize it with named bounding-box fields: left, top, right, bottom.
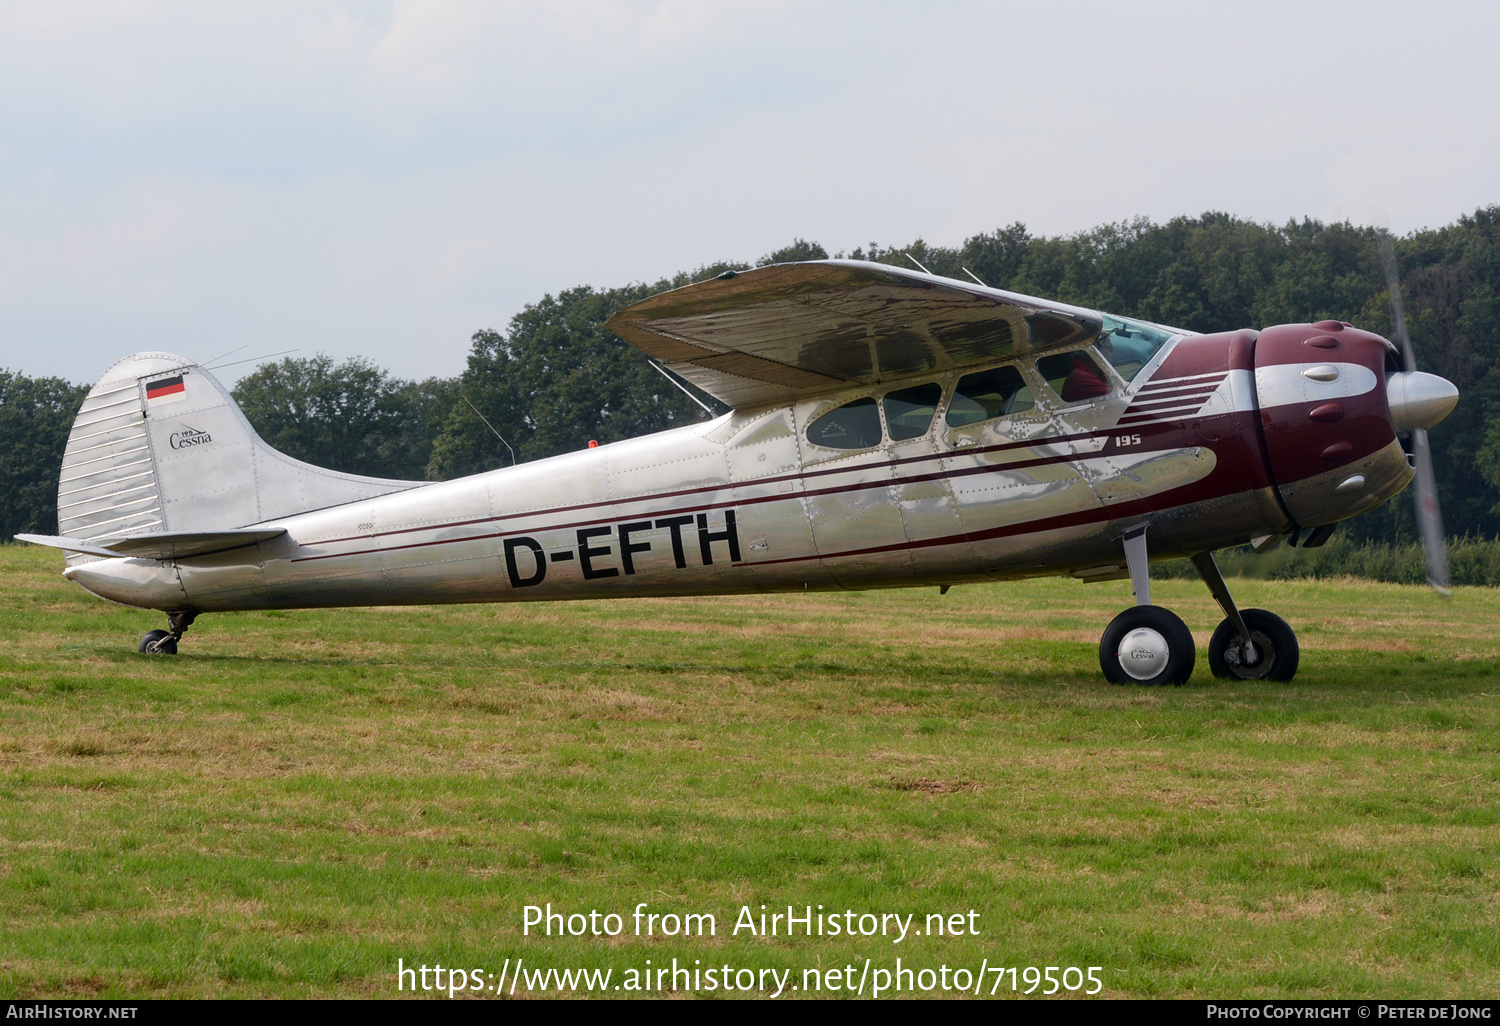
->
left=1035, top=349, right=1113, bottom=404
left=882, top=382, right=942, bottom=441
left=806, top=396, right=883, bottom=450
left=946, top=365, right=1034, bottom=427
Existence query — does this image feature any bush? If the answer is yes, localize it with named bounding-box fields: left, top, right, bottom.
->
left=1153, top=535, right=1500, bottom=587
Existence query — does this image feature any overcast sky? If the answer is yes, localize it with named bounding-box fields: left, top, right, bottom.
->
left=2, top=0, right=1496, bottom=385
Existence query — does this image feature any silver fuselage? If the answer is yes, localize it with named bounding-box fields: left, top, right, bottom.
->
left=67, top=332, right=1353, bottom=614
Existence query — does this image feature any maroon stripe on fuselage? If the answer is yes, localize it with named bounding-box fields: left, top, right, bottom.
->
left=284, top=337, right=1274, bottom=566
left=1120, top=407, right=1214, bottom=424
left=288, top=408, right=1275, bottom=566
left=1117, top=413, right=1195, bottom=427
left=301, top=342, right=1247, bottom=552
left=748, top=479, right=1237, bottom=568
left=300, top=427, right=1112, bottom=548
left=1137, top=374, right=1227, bottom=395
left=288, top=445, right=1105, bottom=563
left=1128, top=396, right=1218, bottom=414
left=1128, top=384, right=1224, bottom=408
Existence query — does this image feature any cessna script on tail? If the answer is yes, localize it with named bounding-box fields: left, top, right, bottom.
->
left=19, top=260, right=1459, bottom=684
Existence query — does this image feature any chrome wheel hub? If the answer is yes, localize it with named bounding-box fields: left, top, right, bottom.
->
left=1117, top=627, right=1170, bottom=681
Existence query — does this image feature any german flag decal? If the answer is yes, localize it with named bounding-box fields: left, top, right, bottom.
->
left=145, top=374, right=187, bottom=405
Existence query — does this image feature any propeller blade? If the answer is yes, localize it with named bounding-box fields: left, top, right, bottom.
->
left=1380, top=235, right=1451, bottom=594
left=1411, top=427, right=1452, bottom=594
left=1379, top=237, right=1418, bottom=374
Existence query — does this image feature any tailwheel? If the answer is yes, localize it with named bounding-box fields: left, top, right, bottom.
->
left=1208, top=608, right=1299, bottom=681
left=137, top=609, right=196, bottom=656
left=1099, top=606, right=1196, bottom=686
left=138, top=629, right=178, bottom=655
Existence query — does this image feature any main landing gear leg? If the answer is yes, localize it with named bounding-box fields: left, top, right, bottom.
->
left=1192, top=552, right=1299, bottom=681
left=1099, top=528, right=1196, bottom=686
left=139, top=609, right=197, bottom=656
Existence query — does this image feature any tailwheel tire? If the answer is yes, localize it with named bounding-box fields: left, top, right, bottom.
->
left=1100, top=606, right=1195, bottom=686
left=139, top=629, right=178, bottom=655
left=1208, top=608, right=1298, bottom=681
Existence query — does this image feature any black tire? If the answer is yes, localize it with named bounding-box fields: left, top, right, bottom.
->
left=1207, top=608, right=1298, bottom=681
left=1099, top=606, right=1195, bottom=686
left=139, top=629, right=177, bottom=655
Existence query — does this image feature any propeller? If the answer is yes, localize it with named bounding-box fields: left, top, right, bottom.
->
left=1379, top=235, right=1452, bottom=594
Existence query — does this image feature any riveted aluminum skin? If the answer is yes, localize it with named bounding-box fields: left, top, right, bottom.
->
left=61, top=333, right=1246, bottom=612
left=39, top=265, right=1455, bottom=621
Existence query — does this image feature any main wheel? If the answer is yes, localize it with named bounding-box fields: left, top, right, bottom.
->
left=1099, top=606, right=1195, bottom=685
left=138, top=629, right=177, bottom=655
left=1207, top=609, right=1298, bottom=681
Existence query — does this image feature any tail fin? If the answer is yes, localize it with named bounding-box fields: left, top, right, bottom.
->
left=57, top=352, right=422, bottom=565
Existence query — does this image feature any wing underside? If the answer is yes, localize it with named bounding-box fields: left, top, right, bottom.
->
left=606, top=260, right=1104, bottom=408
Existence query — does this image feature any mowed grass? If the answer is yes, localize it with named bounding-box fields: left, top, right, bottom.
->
left=0, top=543, right=1497, bottom=1000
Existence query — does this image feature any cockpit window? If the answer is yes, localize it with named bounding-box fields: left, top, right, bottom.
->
left=883, top=382, right=942, bottom=440
left=807, top=396, right=882, bottom=449
left=1095, top=315, right=1173, bottom=381
left=946, top=365, right=1034, bottom=426
left=1036, top=349, right=1112, bottom=404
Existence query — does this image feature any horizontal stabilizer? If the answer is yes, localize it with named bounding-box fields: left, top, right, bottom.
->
left=16, top=529, right=286, bottom=560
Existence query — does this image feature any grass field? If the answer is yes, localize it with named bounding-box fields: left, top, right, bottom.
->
left=1, top=542, right=1497, bottom=999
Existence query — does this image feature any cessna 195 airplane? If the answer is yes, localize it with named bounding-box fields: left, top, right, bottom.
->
left=19, top=258, right=1459, bottom=685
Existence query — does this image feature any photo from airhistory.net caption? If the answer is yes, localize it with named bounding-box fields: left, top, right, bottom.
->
left=400, top=901, right=1052, bottom=998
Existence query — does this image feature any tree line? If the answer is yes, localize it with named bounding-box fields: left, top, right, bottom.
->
left=3, top=209, right=1498, bottom=551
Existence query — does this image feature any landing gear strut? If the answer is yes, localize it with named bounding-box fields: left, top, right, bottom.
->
left=1195, top=553, right=1298, bottom=680
left=139, top=609, right=197, bottom=656
left=1099, top=528, right=1196, bottom=685
left=1098, top=531, right=1300, bottom=684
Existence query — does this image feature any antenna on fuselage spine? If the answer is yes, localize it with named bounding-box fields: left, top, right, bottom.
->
left=201, top=344, right=247, bottom=368
left=960, top=267, right=988, bottom=287
left=205, top=348, right=300, bottom=371
left=462, top=396, right=516, bottom=467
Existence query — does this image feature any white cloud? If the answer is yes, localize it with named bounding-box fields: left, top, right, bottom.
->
left=0, top=0, right=1497, bottom=384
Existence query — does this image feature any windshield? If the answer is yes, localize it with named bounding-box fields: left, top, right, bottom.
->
left=1095, top=315, right=1174, bottom=381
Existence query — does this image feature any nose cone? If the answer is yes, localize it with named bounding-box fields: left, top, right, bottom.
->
left=1387, top=371, right=1459, bottom=434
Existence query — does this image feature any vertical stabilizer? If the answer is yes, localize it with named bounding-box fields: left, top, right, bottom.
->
left=58, top=352, right=425, bottom=566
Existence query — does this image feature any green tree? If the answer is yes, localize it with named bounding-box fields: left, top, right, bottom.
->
left=958, top=223, right=1032, bottom=290
left=427, top=251, right=777, bottom=479
left=425, top=329, right=528, bottom=480
left=0, top=370, right=88, bottom=538
left=232, top=355, right=457, bottom=480
left=428, top=285, right=721, bottom=478
left=759, top=238, right=828, bottom=265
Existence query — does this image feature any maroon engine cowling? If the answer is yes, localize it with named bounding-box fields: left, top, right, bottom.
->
left=1253, top=321, right=1412, bottom=529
